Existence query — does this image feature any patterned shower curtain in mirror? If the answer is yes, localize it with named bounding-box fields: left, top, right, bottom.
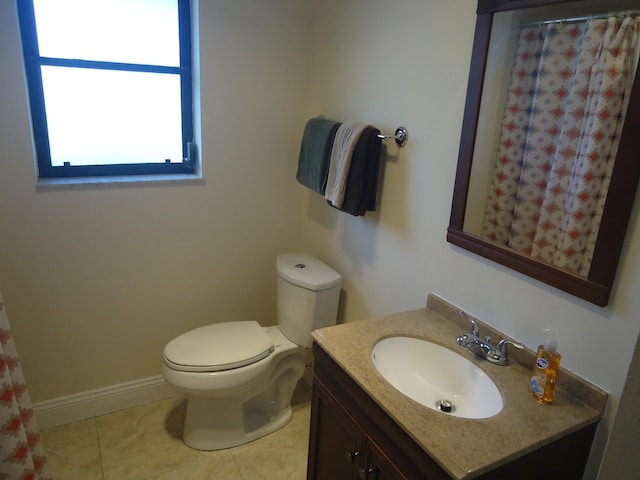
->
left=482, top=16, right=640, bottom=276
left=0, top=293, right=50, bottom=479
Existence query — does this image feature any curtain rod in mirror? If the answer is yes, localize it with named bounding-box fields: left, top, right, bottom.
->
left=521, top=9, right=640, bottom=27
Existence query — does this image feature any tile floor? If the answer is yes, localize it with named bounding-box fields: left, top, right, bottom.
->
left=41, top=383, right=312, bottom=479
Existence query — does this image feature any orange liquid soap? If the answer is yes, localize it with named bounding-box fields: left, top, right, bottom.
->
left=529, top=337, right=561, bottom=404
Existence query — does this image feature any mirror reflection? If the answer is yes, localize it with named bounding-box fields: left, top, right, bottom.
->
left=465, top=1, right=640, bottom=278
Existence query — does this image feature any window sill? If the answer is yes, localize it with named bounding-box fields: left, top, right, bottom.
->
left=36, top=172, right=205, bottom=191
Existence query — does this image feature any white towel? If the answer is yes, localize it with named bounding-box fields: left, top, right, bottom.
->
left=324, top=122, right=369, bottom=208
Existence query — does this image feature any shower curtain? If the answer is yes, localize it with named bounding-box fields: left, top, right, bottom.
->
left=482, top=15, right=640, bottom=276
left=0, top=292, right=50, bottom=479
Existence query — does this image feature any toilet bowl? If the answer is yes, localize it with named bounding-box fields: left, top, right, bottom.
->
left=162, top=253, right=342, bottom=450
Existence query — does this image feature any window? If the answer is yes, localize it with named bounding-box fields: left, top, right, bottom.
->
left=17, top=0, right=195, bottom=179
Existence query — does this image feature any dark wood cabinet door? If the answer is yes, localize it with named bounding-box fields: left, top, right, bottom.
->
left=308, top=377, right=365, bottom=480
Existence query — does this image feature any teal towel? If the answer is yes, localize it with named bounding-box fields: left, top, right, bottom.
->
left=296, top=117, right=341, bottom=194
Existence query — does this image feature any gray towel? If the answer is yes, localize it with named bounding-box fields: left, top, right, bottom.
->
left=324, top=122, right=370, bottom=208
left=296, top=118, right=341, bottom=194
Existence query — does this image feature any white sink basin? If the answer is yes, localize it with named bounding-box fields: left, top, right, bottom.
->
left=371, top=336, right=503, bottom=419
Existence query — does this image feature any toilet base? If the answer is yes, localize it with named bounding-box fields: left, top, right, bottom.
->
left=180, top=346, right=305, bottom=450
left=183, top=394, right=294, bottom=450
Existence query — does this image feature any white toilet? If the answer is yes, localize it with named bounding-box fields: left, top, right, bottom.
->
left=162, top=253, right=342, bottom=450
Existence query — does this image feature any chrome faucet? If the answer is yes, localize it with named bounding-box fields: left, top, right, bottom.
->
left=456, top=310, right=524, bottom=366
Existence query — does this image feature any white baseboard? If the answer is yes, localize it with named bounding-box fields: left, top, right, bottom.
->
left=33, top=375, right=181, bottom=430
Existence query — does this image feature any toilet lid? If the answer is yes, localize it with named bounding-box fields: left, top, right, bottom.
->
left=164, top=321, right=274, bottom=372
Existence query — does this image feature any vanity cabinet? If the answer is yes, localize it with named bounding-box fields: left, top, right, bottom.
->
left=307, top=342, right=597, bottom=480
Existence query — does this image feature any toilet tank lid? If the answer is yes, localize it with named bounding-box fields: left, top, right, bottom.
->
left=163, top=321, right=274, bottom=372
left=277, top=253, right=342, bottom=291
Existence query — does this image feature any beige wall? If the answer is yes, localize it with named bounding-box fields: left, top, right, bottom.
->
left=598, top=330, right=640, bottom=478
left=1, top=0, right=639, bottom=478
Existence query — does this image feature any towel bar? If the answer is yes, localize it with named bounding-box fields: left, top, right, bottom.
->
left=378, top=127, right=408, bottom=147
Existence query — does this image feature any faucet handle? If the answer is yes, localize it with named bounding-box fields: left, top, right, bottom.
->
left=496, top=339, right=524, bottom=365
left=459, top=310, right=479, bottom=336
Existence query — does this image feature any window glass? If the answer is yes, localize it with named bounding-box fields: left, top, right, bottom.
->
left=42, top=67, right=183, bottom=166
left=33, top=0, right=180, bottom=66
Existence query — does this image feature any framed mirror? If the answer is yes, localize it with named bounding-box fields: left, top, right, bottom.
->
left=448, top=0, right=640, bottom=306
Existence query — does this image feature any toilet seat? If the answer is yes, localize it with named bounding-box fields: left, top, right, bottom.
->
left=164, top=321, right=274, bottom=373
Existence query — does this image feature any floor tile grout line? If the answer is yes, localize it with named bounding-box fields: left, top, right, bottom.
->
left=93, top=415, right=106, bottom=479
left=227, top=447, right=247, bottom=480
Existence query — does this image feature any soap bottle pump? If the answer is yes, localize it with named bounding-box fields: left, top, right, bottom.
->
left=529, top=329, right=561, bottom=404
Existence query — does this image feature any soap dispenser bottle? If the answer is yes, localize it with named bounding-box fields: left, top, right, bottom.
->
left=529, top=330, right=561, bottom=404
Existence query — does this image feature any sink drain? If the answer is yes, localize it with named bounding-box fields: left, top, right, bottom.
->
left=437, top=399, right=455, bottom=413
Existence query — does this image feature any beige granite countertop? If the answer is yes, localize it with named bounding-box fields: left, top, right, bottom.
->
left=311, top=294, right=607, bottom=480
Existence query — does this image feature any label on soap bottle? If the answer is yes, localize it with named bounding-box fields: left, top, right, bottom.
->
left=530, top=374, right=546, bottom=398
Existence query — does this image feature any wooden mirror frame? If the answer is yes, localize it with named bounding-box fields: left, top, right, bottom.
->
left=447, top=0, right=640, bottom=306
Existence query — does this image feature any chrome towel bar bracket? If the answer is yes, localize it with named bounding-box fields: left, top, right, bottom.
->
left=378, top=126, right=408, bottom=147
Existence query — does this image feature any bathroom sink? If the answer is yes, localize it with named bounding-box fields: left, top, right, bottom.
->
left=371, top=336, right=503, bottom=419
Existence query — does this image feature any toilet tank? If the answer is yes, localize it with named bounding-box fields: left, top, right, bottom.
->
left=276, top=253, right=342, bottom=348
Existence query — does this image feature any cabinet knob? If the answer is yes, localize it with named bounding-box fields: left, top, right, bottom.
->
left=344, top=450, right=360, bottom=463
left=358, top=466, right=375, bottom=479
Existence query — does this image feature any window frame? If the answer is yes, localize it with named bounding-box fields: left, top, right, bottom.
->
left=17, top=0, right=195, bottom=179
